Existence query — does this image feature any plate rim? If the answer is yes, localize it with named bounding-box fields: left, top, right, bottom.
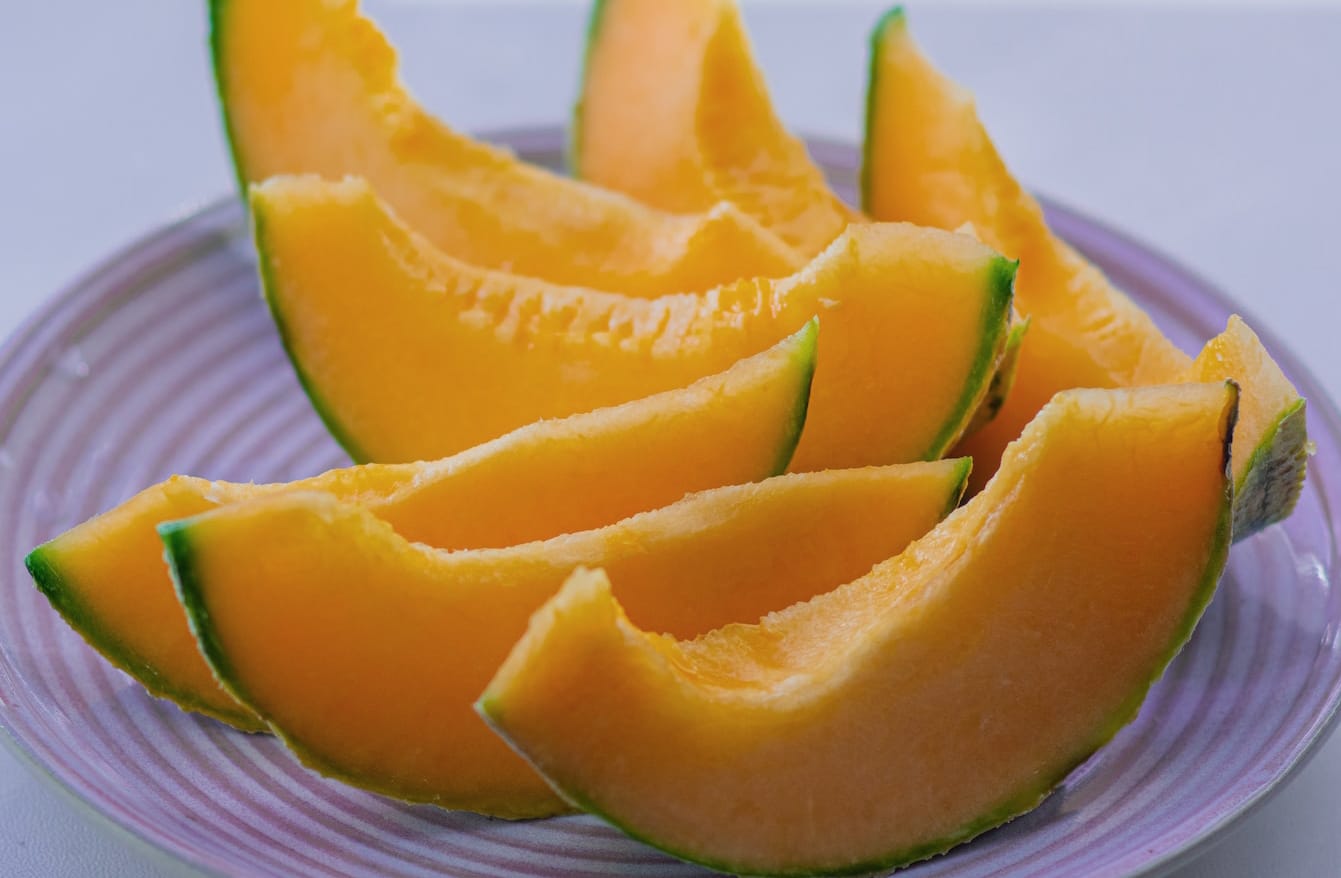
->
left=0, top=127, right=1337, bottom=878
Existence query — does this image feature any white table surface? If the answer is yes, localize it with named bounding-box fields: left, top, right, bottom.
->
left=2, top=2, right=1338, bottom=875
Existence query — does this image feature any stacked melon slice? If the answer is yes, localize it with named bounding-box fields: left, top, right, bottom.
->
left=25, top=0, right=1309, bottom=873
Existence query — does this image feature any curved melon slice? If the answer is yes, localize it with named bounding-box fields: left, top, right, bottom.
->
left=480, top=382, right=1236, bottom=873
left=210, top=0, right=800, bottom=295
left=162, top=461, right=970, bottom=818
left=23, top=326, right=817, bottom=731
left=575, top=0, right=859, bottom=254
left=864, top=10, right=1306, bottom=537
left=254, top=175, right=1013, bottom=468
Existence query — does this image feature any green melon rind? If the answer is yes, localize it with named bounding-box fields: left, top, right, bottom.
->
left=249, top=193, right=374, bottom=464
left=567, top=0, right=612, bottom=177
left=965, top=315, right=1030, bottom=436
left=1232, top=397, right=1308, bottom=541
left=207, top=0, right=250, bottom=198
left=480, top=383, right=1238, bottom=877
left=160, top=514, right=577, bottom=819
left=922, top=256, right=1016, bottom=461
left=23, top=544, right=265, bottom=732
left=772, top=318, right=820, bottom=475
left=859, top=5, right=907, bottom=214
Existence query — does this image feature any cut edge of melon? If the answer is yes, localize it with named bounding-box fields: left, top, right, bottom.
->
left=250, top=184, right=370, bottom=463
left=859, top=5, right=907, bottom=212
left=772, top=317, right=820, bottom=474
left=23, top=545, right=266, bottom=732
left=924, top=255, right=1018, bottom=460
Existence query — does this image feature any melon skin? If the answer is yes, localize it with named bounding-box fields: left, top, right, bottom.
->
left=22, top=324, right=817, bottom=731
left=1233, top=399, right=1307, bottom=538
left=479, top=382, right=1237, bottom=875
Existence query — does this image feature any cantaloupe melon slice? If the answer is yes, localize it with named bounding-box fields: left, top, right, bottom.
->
left=575, top=0, right=860, bottom=255
left=24, top=325, right=817, bottom=731
left=863, top=9, right=1306, bottom=537
left=162, top=461, right=970, bottom=818
left=210, top=0, right=801, bottom=295
left=254, top=175, right=1013, bottom=468
left=480, top=381, right=1236, bottom=874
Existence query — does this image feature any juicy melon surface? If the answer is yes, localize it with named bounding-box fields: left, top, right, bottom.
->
left=163, top=462, right=970, bottom=818
left=211, top=0, right=801, bottom=295
left=24, top=327, right=817, bottom=730
left=481, top=382, right=1236, bottom=874
left=254, top=175, right=1013, bottom=470
left=576, top=0, right=859, bottom=255
left=863, top=10, right=1306, bottom=537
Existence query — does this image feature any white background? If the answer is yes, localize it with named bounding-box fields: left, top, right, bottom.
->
left=1, top=1, right=1338, bottom=875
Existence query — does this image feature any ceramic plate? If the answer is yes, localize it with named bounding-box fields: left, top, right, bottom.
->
left=0, top=130, right=1338, bottom=877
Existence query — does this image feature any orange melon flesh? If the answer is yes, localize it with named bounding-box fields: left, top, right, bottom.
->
left=576, top=0, right=860, bottom=255
left=254, top=175, right=1013, bottom=469
left=23, top=325, right=818, bottom=731
left=480, top=382, right=1236, bottom=873
left=863, top=10, right=1306, bottom=539
left=210, top=0, right=801, bottom=295
left=163, top=461, right=971, bottom=818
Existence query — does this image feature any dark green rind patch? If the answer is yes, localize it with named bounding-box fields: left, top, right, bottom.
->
left=157, top=521, right=254, bottom=722
left=966, top=315, right=1029, bottom=436
left=23, top=543, right=264, bottom=732
left=250, top=192, right=372, bottom=464
left=943, top=457, right=973, bottom=517
left=479, top=385, right=1239, bottom=876
left=859, top=6, right=906, bottom=214
left=568, top=0, right=612, bottom=177
left=771, top=318, right=820, bottom=476
left=208, top=0, right=251, bottom=199
left=923, top=256, right=1016, bottom=461
left=1233, top=398, right=1308, bottom=541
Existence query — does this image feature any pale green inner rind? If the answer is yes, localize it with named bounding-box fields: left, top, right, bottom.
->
left=771, top=318, right=820, bottom=475
left=250, top=195, right=371, bottom=464
left=23, top=543, right=263, bottom=732
left=942, top=457, right=973, bottom=517
left=923, top=256, right=1016, bottom=461
left=485, top=387, right=1239, bottom=876
left=567, top=0, right=612, bottom=177
left=1232, top=398, right=1308, bottom=541
left=859, top=6, right=907, bottom=214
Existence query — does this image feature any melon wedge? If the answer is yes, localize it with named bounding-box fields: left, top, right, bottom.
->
left=162, top=461, right=970, bottom=818
left=254, top=175, right=1014, bottom=469
left=575, top=0, right=860, bottom=254
left=480, top=381, right=1236, bottom=873
left=24, top=325, right=817, bottom=731
left=863, top=9, right=1306, bottom=537
left=210, top=0, right=800, bottom=295
left=1188, top=316, right=1308, bottom=537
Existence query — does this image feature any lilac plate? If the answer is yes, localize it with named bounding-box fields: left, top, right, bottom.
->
left=0, top=130, right=1338, bottom=877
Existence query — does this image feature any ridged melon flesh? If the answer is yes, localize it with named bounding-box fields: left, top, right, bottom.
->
left=210, top=0, right=800, bottom=295
left=480, top=382, right=1236, bottom=874
left=575, top=0, right=860, bottom=255
left=162, top=461, right=970, bottom=818
left=863, top=10, right=1306, bottom=538
left=253, top=175, right=1013, bottom=469
left=24, top=326, right=817, bottom=731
